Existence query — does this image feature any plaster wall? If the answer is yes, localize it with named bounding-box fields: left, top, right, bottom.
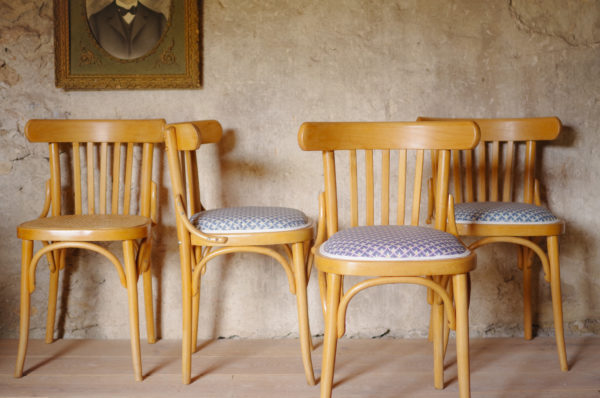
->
left=0, top=0, right=599, bottom=341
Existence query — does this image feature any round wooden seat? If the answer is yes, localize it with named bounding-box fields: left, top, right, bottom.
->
left=17, top=214, right=151, bottom=242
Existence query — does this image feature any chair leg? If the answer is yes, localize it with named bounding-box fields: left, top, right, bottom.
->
left=192, top=280, right=201, bottom=353
left=45, top=251, right=61, bottom=344
left=321, top=273, right=342, bottom=398
left=123, top=240, right=143, bottom=381
left=15, top=240, right=33, bottom=378
left=453, top=273, right=471, bottom=398
left=432, top=298, right=445, bottom=389
left=521, top=246, right=533, bottom=340
left=142, top=268, right=156, bottom=344
left=180, top=243, right=194, bottom=385
left=292, top=242, right=316, bottom=385
left=548, top=236, right=568, bottom=371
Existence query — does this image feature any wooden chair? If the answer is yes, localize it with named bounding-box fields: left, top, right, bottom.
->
left=15, top=119, right=164, bottom=381
left=163, top=121, right=316, bottom=385
left=419, top=117, right=567, bottom=371
left=298, top=121, right=480, bottom=398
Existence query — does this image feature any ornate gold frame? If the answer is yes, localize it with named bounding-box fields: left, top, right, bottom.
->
left=54, top=0, right=200, bottom=90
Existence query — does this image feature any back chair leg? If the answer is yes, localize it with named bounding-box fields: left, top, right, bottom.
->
left=15, top=240, right=33, bottom=378
left=432, top=298, right=445, bottom=389
left=192, top=280, right=201, bottom=354
left=142, top=268, right=156, bottom=344
left=45, top=262, right=60, bottom=344
left=292, top=242, right=316, bottom=385
left=123, top=240, right=143, bottom=381
left=453, top=273, right=471, bottom=398
left=521, top=246, right=534, bottom=340
left=321, top=273, right=342, bottom=398
left=547, top=236, right=568, bottom=371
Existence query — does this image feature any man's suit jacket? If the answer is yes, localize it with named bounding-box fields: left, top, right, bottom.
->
left=89, top=2, right=167, bottom=59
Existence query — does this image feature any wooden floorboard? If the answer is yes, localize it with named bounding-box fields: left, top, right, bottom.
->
left=0, top=337, right=598, bottom=397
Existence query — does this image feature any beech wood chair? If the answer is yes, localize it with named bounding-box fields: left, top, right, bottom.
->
left=419, top=116, right=567, bottom=371
left=15, top=119, right=164, bottom=381
left=298, top=121, right=480, bottom=398
left=164, top=121, right=315, bottom=385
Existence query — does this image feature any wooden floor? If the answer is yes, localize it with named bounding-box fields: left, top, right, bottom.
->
left=0, top=337, right=598, bottom=397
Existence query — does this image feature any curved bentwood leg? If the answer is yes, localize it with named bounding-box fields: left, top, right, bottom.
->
left=453, top=273, right=471, bottom=398
left=292, top=242, right=316, bottom=385
left=320, top=273, right=342, bottom=398
left=45, top=249, right=62, bottom=344
left=547, top=236, right=568, bottom=371
left=123, top=240, right=143, bottom=381
left=15, top=240, right=34, bottom=378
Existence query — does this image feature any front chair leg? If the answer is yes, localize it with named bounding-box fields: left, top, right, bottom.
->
left=453, top=273, right=471, bottom=398
left=142, top=268, right=156, bottom=344
left=15, top=240, right=34, bottom=378
left=321, top=273, right=342, bottom=398
left=547, top=236, right=568, bottom=371
left=45, top=250, right=61, bottom=344
left=432, top=297, right=445, bottom=389
left=123, top=240, right=143, bottom=381
left=292, top=242, right=316, bottom=385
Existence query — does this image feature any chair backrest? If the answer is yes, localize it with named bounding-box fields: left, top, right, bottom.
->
left=163, top=121, right=222, bottom=217
left=418, top=117, right=561, bottom=204
left=298, top=122, right=480, bottom=238
left=25, top=119, right=165, bottom=218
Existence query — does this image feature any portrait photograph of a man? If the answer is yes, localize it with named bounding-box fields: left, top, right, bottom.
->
left=87, top=0, right=171, bottom=60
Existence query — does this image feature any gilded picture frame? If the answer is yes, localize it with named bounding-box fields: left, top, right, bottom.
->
left=54, top=0, right=200, bottom=90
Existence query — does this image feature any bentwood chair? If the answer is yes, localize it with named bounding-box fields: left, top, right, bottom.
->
left=298, top=121, right=480, bottom=398
left=15, top=119, right=164, bottom=381
left=163, top=121, right=315, bottom=385
left=419, top=116, right=567, bottom=371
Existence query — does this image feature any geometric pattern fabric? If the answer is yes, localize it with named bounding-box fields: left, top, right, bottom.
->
left=190, top=206, right=310, bottom=233
left=454, top=202, right=559, bottom=224
left=320, top=225, right=470, bottom=261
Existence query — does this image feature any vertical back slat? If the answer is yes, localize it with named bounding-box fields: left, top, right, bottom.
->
left=396, top=149, right=407, bottom=225
left=434, top=150, right=451, bottom=231
left=324, top=151, right=338, bottom=238
left=410, top=149, right=424, bottom=225
left=123, top=143, right=134, bottom=214
left=365, top=150, right=374, bottom=225
left=451, top=150, right=462, bottom=203
left=99, top=142, right=108, bottom=214
left=465, top=150, right=474, bottom=202
left=524, top=141, right=536, bottom=203
left=184, top=151, right=196, bottom=215
left=86, top=142, right=95, bottom=214
left=73, top=143, right=82, bottom=215
left=139, top=143, right=154, bottom=217
left=490, top=141, right=500, bottom=201
left=49, top=143, right=62, bottom=216
left=111, top=143, right=121, bottom=214
left=502, top=141, right=514, bottom=202
left=189, top=151, right=202, bottom=214
left=477, top=144, right=487, bottom=201
left=350, top=150, right=358, bottom=227
left=381, top=149, right=390, bottom=225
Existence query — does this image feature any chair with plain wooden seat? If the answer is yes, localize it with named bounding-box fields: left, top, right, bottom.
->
left=163, top=121, right=315, bottom=385
left=15, top=119, right=164, bottom=381
left=298, top=121, right=480, bottom=398
left=419, top=116, right=567, bottom=371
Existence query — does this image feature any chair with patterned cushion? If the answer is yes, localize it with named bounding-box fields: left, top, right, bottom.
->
left=164, top=121, right=315, bottom=385
left=298, top=121, right=480, bottom=398
left=419, top=116, right=567, bottom=371
left=15, top=119, right=164, bottom=381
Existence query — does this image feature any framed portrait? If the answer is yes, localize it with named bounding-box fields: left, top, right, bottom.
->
left=54, top=0, right=200, bottom=90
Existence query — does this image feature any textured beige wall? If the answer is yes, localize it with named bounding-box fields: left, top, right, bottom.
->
left=1, top=0, right=599, bottom=341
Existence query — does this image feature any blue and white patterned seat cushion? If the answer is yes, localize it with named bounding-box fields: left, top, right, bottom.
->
left=319, top=225, right=470, bottom=261
left=454, top=202, right=559, bottom=225
left=189, top=206, right=310, bottom=233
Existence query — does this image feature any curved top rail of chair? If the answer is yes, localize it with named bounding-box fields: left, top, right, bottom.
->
left=25, top=119, right=166, bottom=143
left=417, top=117, right=561, bottom=142
left=298, top=121, right=480, bottom=151
left=166, top=120, right=223, bottom=151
